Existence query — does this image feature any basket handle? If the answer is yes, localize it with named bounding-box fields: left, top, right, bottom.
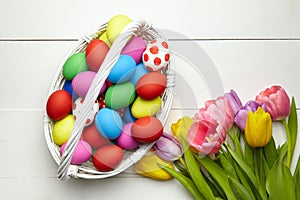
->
left=57, top=19, right=160, bottom=180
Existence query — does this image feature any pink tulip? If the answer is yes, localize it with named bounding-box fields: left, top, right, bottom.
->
left=193, top=97, right=234, bottom=138
left=187, top=119, right=224, bottom=156
left=255, top=85, right=290, bottom=121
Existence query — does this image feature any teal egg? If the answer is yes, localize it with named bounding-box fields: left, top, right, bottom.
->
left=95, top=108, right=122, bottom=139
left=130, top=63, right=149, bottom=85
left=105, top=82, right=136, bottom=109
left=108, top=55, right=136, bottom=83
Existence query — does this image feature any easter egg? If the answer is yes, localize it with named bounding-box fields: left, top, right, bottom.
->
left=63, top=80, right=73, bottom=96
left=107, top=55, right=136, bottom=83
left=106, top=15, right=132, bottom=44
left=117, top=122, right=139, bottom=150
left=86, top=39, right=110, bottom=72
left=121, top=36, right=147, bottom=64
left=95, top=108, right=122, bottom=139
left=63, top=52, right=89, bottom=80
left=52, top=115, right=74, bottom=145
left=105, top=82, right=136, bottom=109
left=99, top=31, right=111, bottom=47
left=46, top=90, right=72, bottom=121
left=72, top=71, right=106, bottom=98
left=60, top=140, right=92, bottom=165
left=131, top=116, right=163, bottom=143
left=130, top=63, right=149, bottom=86
left=93, top=144, right=124, bottom=172
left=82, top=125, right=108, bottom=148
left=136, top=72, right=167, bottom=100
left=143, top=39, right=170, bottom=71
left=131, top=96, right=162, bottom=118
left=123, top=106, right=136, bottom=123
left=73, top=97, right=99, bottom=126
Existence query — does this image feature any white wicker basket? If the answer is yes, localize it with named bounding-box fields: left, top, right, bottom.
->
left=43, top=19, right=175, bottom=180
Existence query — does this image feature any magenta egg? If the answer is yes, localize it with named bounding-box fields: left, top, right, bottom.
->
left=121, top=36, right=146, bottom=64
left=60, top=140, right=92, bottom=165
left=117, top=122, right=139, bottom=150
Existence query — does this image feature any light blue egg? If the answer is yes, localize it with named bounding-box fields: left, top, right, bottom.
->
left=108, top=55, right=136, bottom=83
left=95, top=108, right=122, bottom=139
left=123, top=106, right=136, bottom=123
left=130, top=63, right=149, bottom=86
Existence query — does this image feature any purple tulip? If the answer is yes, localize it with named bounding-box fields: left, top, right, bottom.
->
left=224, top=89, right=243, bottom=116
left=235, top=100, right=267, bottom=131
left=153, top=132, right=183, bottom=162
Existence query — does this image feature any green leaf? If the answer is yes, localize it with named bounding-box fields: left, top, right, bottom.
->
left=228, top=148, right=267, bottom=200
left=243, top=134, right=254, bottom=171
left=293, top=155, right=300, bottom=199
left=179, top=135, right=215, bottom=200
left=219, top=154, right=238, bottom=180
left=202, top=169, right=226, bottom=199
left=254, top=148, right=266, bottom=195
left=263, top=137, right=277, bottom=169
left=159, top=164, right=204, bottom=200
left=228, top=176, right=254, bottom=200
left=232, top=160, right=260, bottom=200
left=195, top=156, right=237, bottom=200
left=233, top=129, right=245, bottom=160
left=266, top=159, right=296, bottom=200
left=288, top=97, right=298, bottom=152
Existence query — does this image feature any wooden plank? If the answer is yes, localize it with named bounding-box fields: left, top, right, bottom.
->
left=1, top=0, right=300, bottom=39
left=0, top=178, right=193, bottom=200
left=0, top=41, right=299, bottom=108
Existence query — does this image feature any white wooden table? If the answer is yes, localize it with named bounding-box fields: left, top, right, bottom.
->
left=1, top=0, right=300, bottom=199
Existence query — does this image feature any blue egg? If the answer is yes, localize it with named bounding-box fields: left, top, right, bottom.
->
left=123, top=106, right=136, bottom=123
left=108, top=55, right=136, bottom=83
left=130, top=63, right=149, bottom=85
left=95, top=108, right=122, bottom=139
left=63, top=80, right=73, bottom=96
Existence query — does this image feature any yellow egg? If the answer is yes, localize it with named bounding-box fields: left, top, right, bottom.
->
left=106, top=15, right=132, bottom=44
left=52, top=114, right=74, bottom=145
left=99, top=32, right=111, bottom=47
left=131, top=96, right=162, bottom=118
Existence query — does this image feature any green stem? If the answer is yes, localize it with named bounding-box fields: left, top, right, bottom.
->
left=282, top=119, right=293, bottom=168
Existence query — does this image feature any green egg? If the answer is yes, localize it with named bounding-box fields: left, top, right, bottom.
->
left=105, top=82, right=136, bottom=109
left=62, top=52, right=89, bottom=80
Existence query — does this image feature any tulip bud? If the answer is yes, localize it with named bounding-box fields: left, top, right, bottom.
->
left=224, top=89, right=243, bottom=116
left=245, top=107, right=272, bottom=148
left=256, top=85, right=290, bottom=121
left=153, top=132, right=183, bottom=162
left=171, top=116, right=194, bottom=140
left=134, top=151, right=174, bottom=180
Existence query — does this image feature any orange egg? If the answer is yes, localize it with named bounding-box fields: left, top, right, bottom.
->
left=136, top=72, right=167, bottom=100
left=131, top=116, right=163, bottom=143
left=82, top=124, right=109, bottom=148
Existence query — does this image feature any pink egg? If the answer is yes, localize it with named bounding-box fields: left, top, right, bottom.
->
left=72, top=71, right=106, bottom=98
left=117, top=122, right=139, bottom=150
left=60, top=140, right=92, bottom=165
left=121, top=36, right=146, bottom=64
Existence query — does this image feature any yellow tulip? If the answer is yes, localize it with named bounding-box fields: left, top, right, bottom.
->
left=134, top=151, right=174, bottom=181
left=245, top=107, right=272, bottom=148
left=171, top=116, right=194, bottom=140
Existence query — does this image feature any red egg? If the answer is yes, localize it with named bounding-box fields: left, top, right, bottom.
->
left=93, top=145, right=124, bottom=172
left=136, top=72, right=167, bottom=100
left=131, top=116, right=163, bottom=143
left=86, top=39, right=110, bottom=72
left=82, top=124, right=109, bottom=148
left=46, top=90, right=72, bottom=121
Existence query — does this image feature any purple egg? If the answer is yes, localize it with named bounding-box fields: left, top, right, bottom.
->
left=121, top=37, right=147, bottom=64
left=72, top=71, right=106, bottom=98
left=60, top=140, right=92, bottom=165
left=117, top=122, right=139, bottom=150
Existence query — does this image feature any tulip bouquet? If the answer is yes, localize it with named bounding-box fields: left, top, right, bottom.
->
left=135, top=85, right=299, bottom=200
